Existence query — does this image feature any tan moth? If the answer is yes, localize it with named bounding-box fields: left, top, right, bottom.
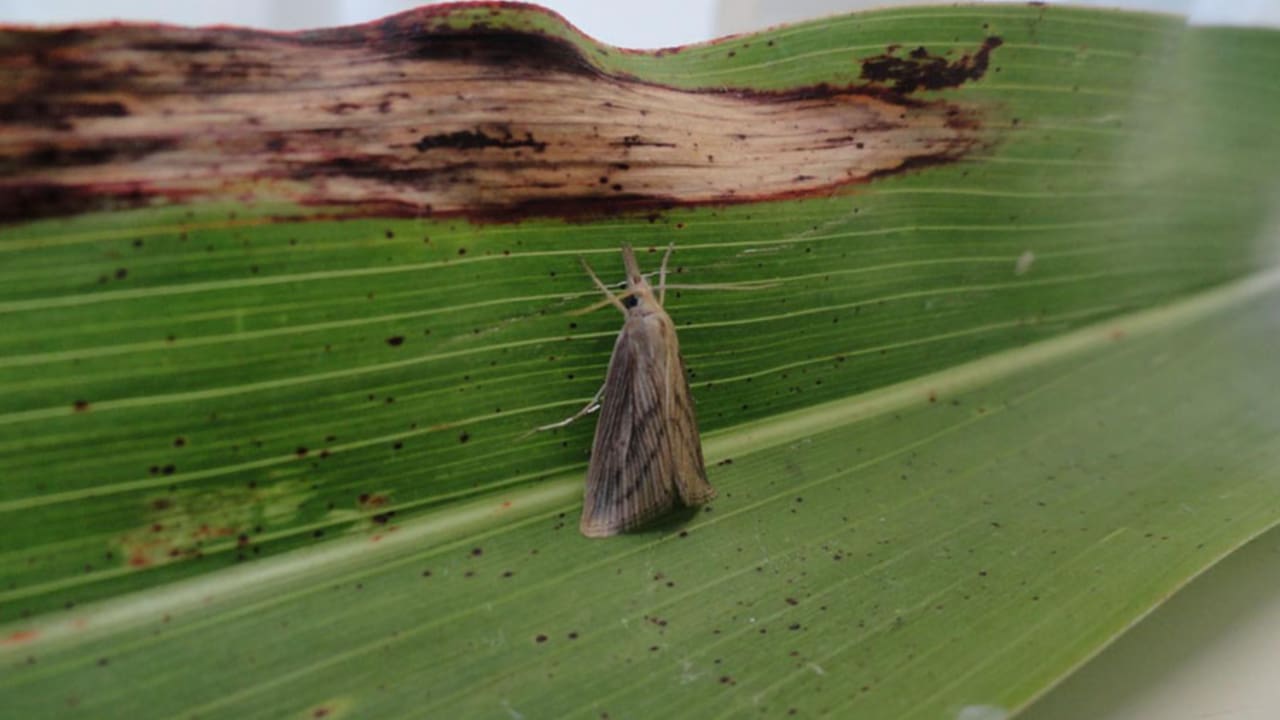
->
left=541, top=244, right=715, bottom=537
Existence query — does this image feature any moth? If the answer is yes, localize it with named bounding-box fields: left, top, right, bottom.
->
left=543, top=243, right=715, bottom=537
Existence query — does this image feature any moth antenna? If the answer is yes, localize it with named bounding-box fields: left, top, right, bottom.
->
left=568, top=289, right=638, bottom=316
left=658, top=242, right=675, bottom=305
left=581, top=257, right=628, bottom=314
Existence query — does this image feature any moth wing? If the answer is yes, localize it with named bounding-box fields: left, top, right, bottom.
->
left=580, top=319, right=680, bottom=538
left=667, top=345, right=715, bottom=506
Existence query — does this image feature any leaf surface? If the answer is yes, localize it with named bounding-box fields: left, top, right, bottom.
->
left=1, top=4, right=1278, bottom=718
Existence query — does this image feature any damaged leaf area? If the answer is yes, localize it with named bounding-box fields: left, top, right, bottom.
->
left=118, top=480, right=307, bottom=569
left=0, top=8, right=999, bottom=222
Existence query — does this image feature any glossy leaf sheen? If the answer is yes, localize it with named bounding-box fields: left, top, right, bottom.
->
left=2, top=4, right=1279, bottom=718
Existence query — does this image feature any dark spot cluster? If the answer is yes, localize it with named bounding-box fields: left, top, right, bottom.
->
left=615, top=135, right=676, bottom=149
left=414, top=127, right=546, bottom=153
left=20, top=137, right=176, bottom=168
left=860, top=36, right=1004, bottom=94
left=0, top=99, right=129, bottom=128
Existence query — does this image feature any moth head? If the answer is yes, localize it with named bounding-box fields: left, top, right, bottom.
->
left=622, top=284, right=659, bottom=315
left=619, top=243, right=660, bottom=313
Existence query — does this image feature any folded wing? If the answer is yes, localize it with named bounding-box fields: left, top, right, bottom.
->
left=581, top=315, right=714, bottom=537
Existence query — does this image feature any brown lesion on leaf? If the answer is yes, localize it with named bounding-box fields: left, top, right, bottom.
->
left=114, top=479, right=307, bottom=569
left=357, top=491, right=397, bottom=527
left=859, top=37, right=1005, bottom=94
left=0, top=7, right=1002, bottom=223
left=413, top=127, right=548, bottom=153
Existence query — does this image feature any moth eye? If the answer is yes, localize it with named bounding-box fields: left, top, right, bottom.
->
left=623, top=295, right=639, bottom=308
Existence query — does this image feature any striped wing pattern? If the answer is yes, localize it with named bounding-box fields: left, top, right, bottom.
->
left=580, top=312, right=714, bottom=537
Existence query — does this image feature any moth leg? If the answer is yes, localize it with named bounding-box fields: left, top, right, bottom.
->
left=581, top=258, right=628, bottom=315
left=531, top=383, right=606, bottom=433
left=658, top=242, right=675, bottom=305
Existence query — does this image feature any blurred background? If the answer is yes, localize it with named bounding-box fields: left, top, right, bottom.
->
left=1, top=1, right=1277, bottom=718
left=0, top=0, right=1276, bottom=45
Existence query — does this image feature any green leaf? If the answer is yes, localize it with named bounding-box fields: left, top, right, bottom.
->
left=2, top=4, right=1278, bottom=718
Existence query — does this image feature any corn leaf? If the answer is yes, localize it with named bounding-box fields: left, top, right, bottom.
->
left=2, top=4, right=1278, bottom=718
